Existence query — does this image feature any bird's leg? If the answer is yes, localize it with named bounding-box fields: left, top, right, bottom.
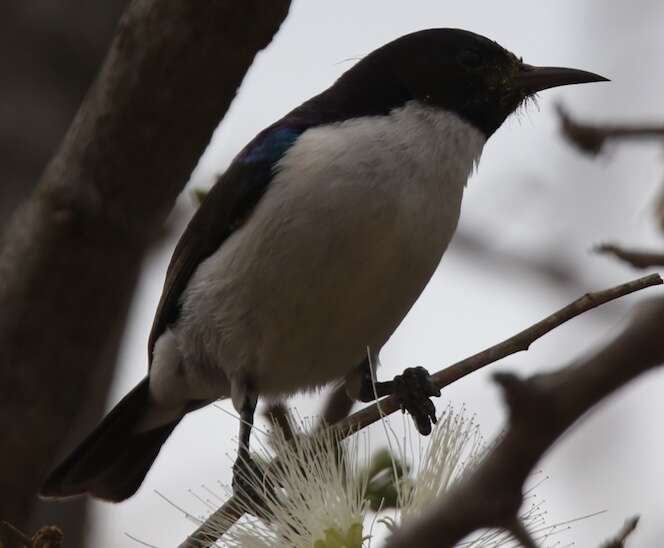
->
left=231, top=387, right=273, bottom=518
left=356, top=358, right=441, bottom=436
left=234, top=393, right=256, bottom=471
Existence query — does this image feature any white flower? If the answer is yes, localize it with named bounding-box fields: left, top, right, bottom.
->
left=395, top=406, right=483, bottom=525
left=153, top=406, right=586, bottom=548
left=208, top=417, right=370, bottom=548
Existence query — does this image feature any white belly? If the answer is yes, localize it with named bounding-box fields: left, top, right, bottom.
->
left=169, top=102, right=485, bottom=401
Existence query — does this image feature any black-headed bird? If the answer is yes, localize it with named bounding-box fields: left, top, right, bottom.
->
left=41, top=28, right=607, bottom=502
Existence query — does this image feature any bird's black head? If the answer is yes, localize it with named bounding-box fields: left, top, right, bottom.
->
left=330, top=29, right=607, bottom=136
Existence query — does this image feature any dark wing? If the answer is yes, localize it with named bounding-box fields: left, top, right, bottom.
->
left=147, top=125, right=303, bottom=363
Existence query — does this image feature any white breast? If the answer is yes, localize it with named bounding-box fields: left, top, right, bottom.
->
left=153, top=101, right=485, bottom=407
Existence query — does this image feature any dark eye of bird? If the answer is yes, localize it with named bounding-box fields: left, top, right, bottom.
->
left=458, top=49, right=483, bottom=69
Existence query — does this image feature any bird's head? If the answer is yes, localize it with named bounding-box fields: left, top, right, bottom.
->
left=342, top=28, right=608, bottom=136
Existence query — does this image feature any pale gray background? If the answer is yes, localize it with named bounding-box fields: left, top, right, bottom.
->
left=92, top=0, right=664, bottom=545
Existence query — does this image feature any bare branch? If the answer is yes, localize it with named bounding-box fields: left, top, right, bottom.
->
left=338, top=273, right=662, bottom=434
left=179, top=499, right=244, bottom=548
left=453, top=230, right=583, bottom=290
left=596, top=243, right=664, bottom=269
left=383, top=297, right=664, bottom=548
left=556, top=103, right=664, bottom=155
left=0, top=1, right=129, bottom=225
left=181, top=274, right=661, bottom=547
left=600, top=516, right=639, bottom=548
left=2, top=5, right=130, bottom=543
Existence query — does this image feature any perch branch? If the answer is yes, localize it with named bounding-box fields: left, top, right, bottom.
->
left=180, top=273, right=661, bottom=547
left=339, top=273, right=661, bottom=433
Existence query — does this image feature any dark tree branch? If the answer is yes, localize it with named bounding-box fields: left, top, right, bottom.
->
left=556, top=103, right=664, bottom=155
left=1, top=4, right=130, bottom=544
left=556, top=103, right=661, bottom=548
left=595, top=242, right=664, bottom=269
left=0, top=1, right=129, bottom=226
left=0, top=0, right=291, bottom=535
left=180, top=273, right=661, bottom=547
left=384, top=297, right=664, bottom=548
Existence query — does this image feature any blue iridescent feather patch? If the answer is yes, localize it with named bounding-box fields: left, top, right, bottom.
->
left=239, top=126, right=302, bottom=165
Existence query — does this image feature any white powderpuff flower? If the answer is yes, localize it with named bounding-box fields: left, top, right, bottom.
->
left=385, top=406, right=583, bottom=547
left=209, top=418, right=370, bottom=548
left=153, top=406, right=586, bottom=548
left=396, top=406, right=483, bottom=524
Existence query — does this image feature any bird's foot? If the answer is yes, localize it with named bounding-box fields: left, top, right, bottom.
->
left=232, top=455, right=274, bottom=519
left=392, top=366, right=441, bottom=435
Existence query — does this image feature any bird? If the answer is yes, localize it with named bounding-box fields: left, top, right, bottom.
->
left=40, top=28, right=607, bottom=502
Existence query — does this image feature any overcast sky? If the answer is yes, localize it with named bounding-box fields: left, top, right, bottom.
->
left=91, top=0, right=664, bottom=545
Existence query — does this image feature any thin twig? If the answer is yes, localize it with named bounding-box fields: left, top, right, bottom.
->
left=179, top=273, right=662, bottom=547
left=556, top=103, right=664, bottom=155
left=596, top=243, right=664, bottom=269
left=338, top=273, right=662, bottom=434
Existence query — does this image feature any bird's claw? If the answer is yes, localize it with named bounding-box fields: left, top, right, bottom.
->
left=393, top=366, right=441, bottom=436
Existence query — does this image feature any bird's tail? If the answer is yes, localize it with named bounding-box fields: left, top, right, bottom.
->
left=40, top=377, right=181, bottom=502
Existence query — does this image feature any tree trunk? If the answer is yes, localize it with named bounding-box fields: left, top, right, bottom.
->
left=0, top=1, right=291, bottom=544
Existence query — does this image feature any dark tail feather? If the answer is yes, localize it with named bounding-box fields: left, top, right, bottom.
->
left=40, top=378, right=181, bottom=502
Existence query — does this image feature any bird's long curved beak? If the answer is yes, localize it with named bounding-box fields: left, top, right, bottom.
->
left=514, top=64, right=609, bottom=93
